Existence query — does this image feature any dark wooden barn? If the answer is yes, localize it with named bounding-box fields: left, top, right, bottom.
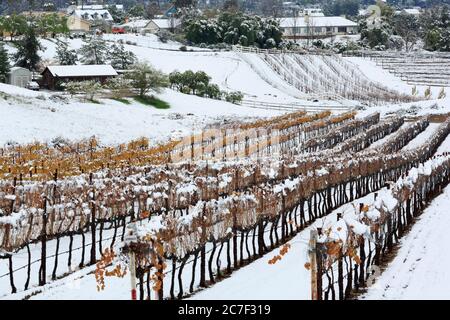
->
left=41, top=65, right=118, bottom=90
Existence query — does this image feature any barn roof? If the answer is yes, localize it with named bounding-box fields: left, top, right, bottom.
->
left=44, top=65, right=118, bottom=77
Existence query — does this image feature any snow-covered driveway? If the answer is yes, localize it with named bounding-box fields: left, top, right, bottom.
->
left=363, top=184, right=450, bottom=300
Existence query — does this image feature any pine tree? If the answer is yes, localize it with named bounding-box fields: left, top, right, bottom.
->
left=78, top=36, right=108, bottom=65
left=107, top=43, right=137, bottom=70
left=55, top=41, right=78, bottom=65
left=13, top=26, right=43, bottom=70
left=0, top=43, right=10, bottom=83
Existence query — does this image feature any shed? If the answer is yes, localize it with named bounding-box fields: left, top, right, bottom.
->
left=41, top=65, right=118, bottom=90
left=7, top=67, right=32, bottom=88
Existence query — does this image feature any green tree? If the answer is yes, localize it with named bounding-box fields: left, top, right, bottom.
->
left=108, top=5, right=126, bottom=23
left=225, top=91, right=243, bottom=104
left=0, top=43, right=10, bottom=83
left=107, top=43, right=137, bottom=70
left=78, top=36, right=108, bottom=65
left=1, top=15, right=28, bottom=40
left=55, top=41, right=78, bottom=65
left=126, top=62, right=169, bottom=97
left=174, top=0, right=197, bottom=9
left=13, top=26, right=42, bottom=70
left=128, top=4, right=146, bottom=17
left=185, top=12, right=282, bottom=48
left=392, top=13, right=419, bottom=51
left=424, top=28, right=442, bottom=51
left=191, top=71, right=210, bottom=94
left=34, top=14, right=69, bottom=38
left=201, top=84, right=221, bottom=99
left=323, top=0, right=360, bottom=17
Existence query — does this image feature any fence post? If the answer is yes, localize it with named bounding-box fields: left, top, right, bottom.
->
left=125, top=221, right=138, bottom=300
left=90, top=173, right=97, bottom=265
left=129, top=250, right=137, bottom=300
left=39, top=197, right=48, bottom=286
left=309, top=229, right=319, bottom=300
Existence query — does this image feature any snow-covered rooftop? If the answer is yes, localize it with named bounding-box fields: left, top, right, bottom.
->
left=149, top=18, right=181, bottom=29
left=120, top=19, right=150, bottom=29
left=44, top=65, right=118, bottom=77
left=77, top=4, right=123, bottom=10
left=402, top=8, right=421, bottom=15
left=279, top=16, right=358, bottom=28
left=73, top=9, right=113, bottom=22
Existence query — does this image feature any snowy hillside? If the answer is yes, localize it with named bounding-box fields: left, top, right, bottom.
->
left=0, top=83, right=282, bottom=145
left=12, top=34, right=430, bottom=105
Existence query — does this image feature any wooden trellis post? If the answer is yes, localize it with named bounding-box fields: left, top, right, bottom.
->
left=309, top=229, right=319, bottom=300
left=125, top=222, right=138, bottom=300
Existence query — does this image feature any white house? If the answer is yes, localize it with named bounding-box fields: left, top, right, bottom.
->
left=67, top=15, right=92, bottom=34
left=72, top=9, right=114, bottom=23
left=7, top=67, right=32, bottom=88
left=142, top=18, right=181, bottom=34
left=119, top=19, right=151, bottom=33
left=67, top=3, right=124, bottom=12
left=279, top=16, right=358, bottom=39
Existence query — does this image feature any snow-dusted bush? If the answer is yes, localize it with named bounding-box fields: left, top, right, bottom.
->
left=105, top=76, right=133, bottom=99
left=64, top=80, right=102, bottom=102
left=224, top=91, right=244, bottom=104
left=387, top=35, right=405, bottom=51
left=51, top=136, right=71, bottom=148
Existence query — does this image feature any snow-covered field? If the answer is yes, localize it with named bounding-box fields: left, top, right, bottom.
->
left=0, top=83, right=282, bottom=146
left=345, top=56, right=447, bottom=99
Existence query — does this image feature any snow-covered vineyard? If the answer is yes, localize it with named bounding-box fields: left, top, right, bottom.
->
left=1, top=27, right=450, bottom=301
left=2, top=101, right=450, bottom=300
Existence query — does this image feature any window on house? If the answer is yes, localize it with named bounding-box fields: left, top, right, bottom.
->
left=338, top=26, right=347, bottom=33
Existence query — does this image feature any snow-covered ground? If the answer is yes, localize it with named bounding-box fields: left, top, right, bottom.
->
left=362, top=183, right=450, bottom=300
left=360, top=133, right=450, bottom=300
left=345, top=56, right=447, bottom=99
left=0, top=83, right=282, bottom=146
left=401, top=123, right=440, bottom=151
